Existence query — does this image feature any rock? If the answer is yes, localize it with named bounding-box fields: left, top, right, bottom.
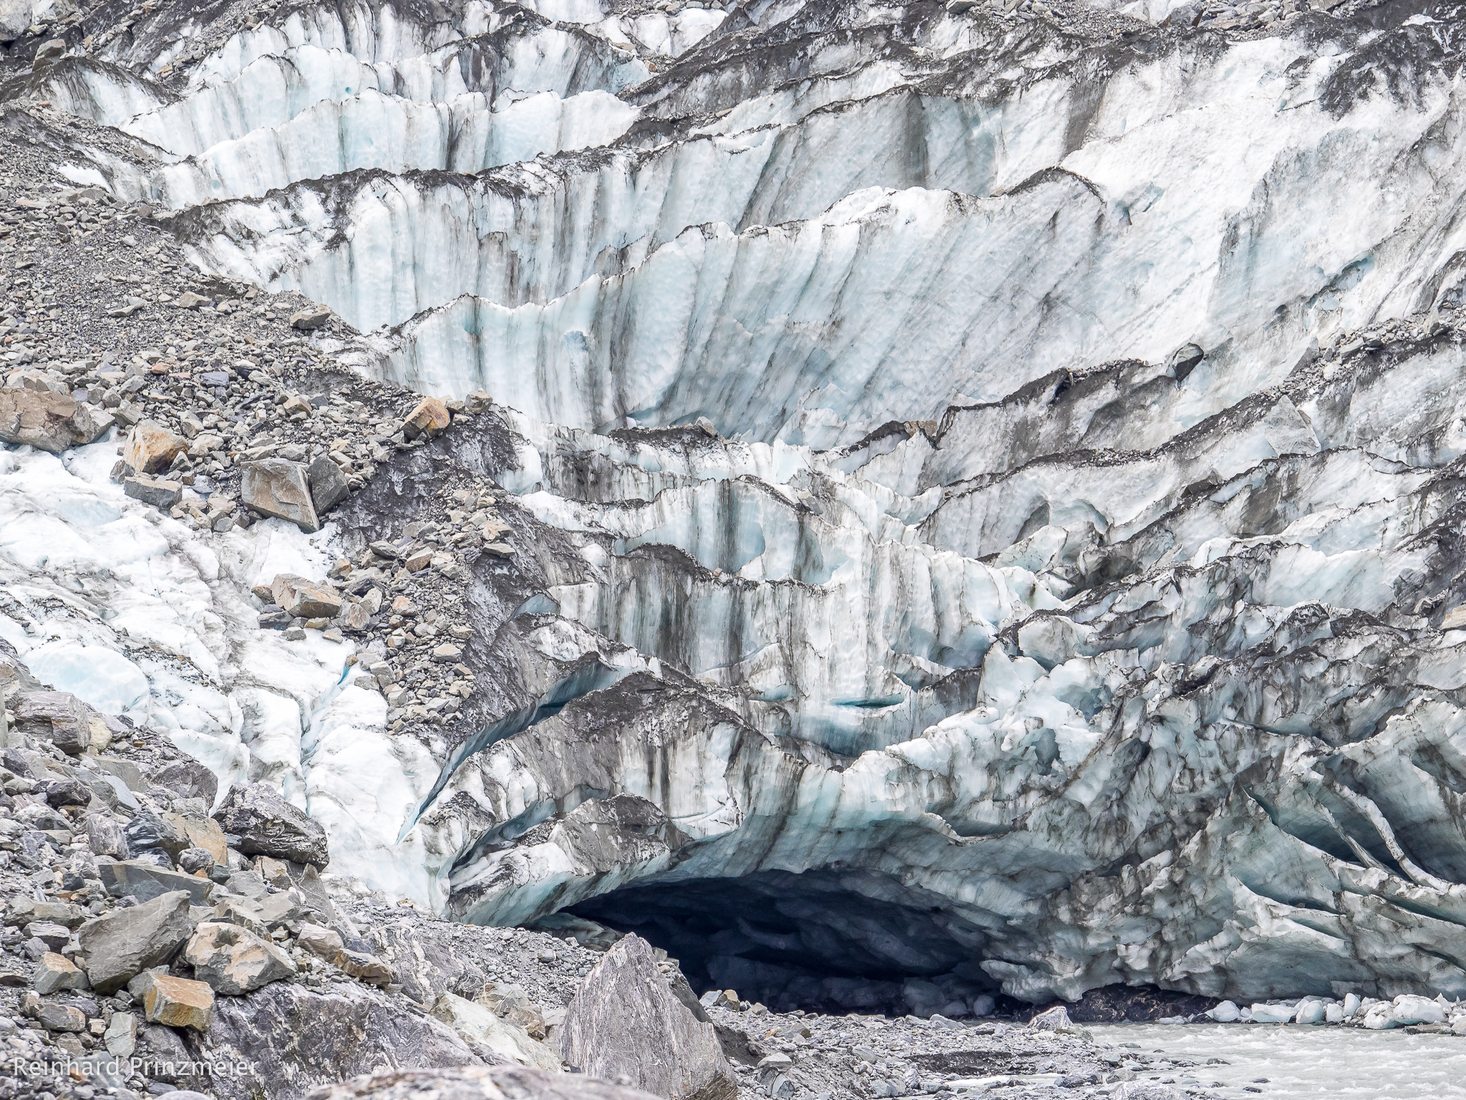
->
left=215, top=783, right=330, bottom=867
left=33, top=37, right=66, bottom=65
left=104, top=1010, right=138, bottom=1057
left=25, top=996, right=87, bottom=1033
left=296, top=922, right=345, bottom=962
left=33, top=952, right=88, bottom=994
left=127, top=810, right=191, bottom=857
left=559, top=935, right=736, bottom=1100
left=196, top=979, right=480, bottom=1095
left=136, top=970, right=214, bottom=1030
left=183, top=921, right=298, bottom=995
left=25, top=920, right=71, bottom=949
left=123, top=473, right=184, bottom=507
left=308, top=1067, right=666, bottom=1100
left=77, top=889, right=195, bottom=993
left=100, top=858, right=215, bottom=903
left=11, top=690, right=111, bottom=755
left=123, top=420, right=187, bottom=474
left=431, top=993, right=560, bottom=1070
left=270, top=574, right=344, bottom=619
left=0, top=386, right=109, bottom=455
left=242, top=458, right=321, bottom=532
left=291, top=305, right=333, bottom=331
left=337, top=948, right=394, bottom=987
left=402, top=396, right=451, bottom=440
left=308, top=453, right=350, bottom=514
left=152, top=757, right=219, bottom=805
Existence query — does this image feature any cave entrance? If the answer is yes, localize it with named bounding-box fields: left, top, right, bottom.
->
left=565, top=868, right=1003, bottom=1017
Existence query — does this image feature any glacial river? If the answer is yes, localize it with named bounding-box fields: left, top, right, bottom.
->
left=1091, top=1023, right=1466, bottom=1099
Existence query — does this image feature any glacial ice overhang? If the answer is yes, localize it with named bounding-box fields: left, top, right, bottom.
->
left=22, top=0, right=1466, bottom=1011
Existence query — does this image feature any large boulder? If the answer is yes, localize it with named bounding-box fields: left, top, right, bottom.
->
left=78, top=890, right=195, bottom=993
left=307, top=1067, right=665, bottom=1100
left=11, top=690, right=112, bottom=755
left=215, top=783, right=330, bottom=868
left=180, top=979, right=482, bottom=1099
left=0, top=385, right=112, bottom=453
left=559, top=936, right=736, bottom=1100
left=184, top=921, right=297, bottom=995
left=242, top=459, right=321, bottom=532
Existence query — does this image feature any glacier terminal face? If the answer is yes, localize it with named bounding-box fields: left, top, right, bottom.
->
left=12, top=0, right=1466, bottom=1017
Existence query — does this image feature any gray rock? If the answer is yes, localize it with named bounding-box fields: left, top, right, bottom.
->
left=242, top=459, right=321, bottom=532
left=290, top=305, right=333, bottom=331
left=559, top=935, right=737, bottom=1100
left=308, top=453, right=350, bottom=515
left=99, top=858, right=215, bottom=904
left=77, top=889, right=195, bottom=993
left=216, top=783, right=330, bottom=867
left=123, top=474, right=184, bottom=507
left=178, top=978, right=481, bottom=1099
left=152, top=756, right=220, bottom=805
left=11, top=690, right=111, bottom=755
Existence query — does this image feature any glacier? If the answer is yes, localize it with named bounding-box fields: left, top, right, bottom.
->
left=8, top=0, right=1466, bottom=1019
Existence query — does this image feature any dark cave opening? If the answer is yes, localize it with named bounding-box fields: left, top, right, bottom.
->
left=565, top=868, right=1006, bottom=1017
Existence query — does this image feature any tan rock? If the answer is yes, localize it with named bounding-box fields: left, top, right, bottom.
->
left=166, top=813, right=228, bottom=865
left=183, top=921, right=297, bottom=995
left=123, top=420, right=188, bottom=474
left=33, top=952, right=88, bottom=995
left=137, top=971, right=214, bottom=1030
left=0, top=386, right=112, bottom=454
left=269, top=575, right=343, bottom=619
left=402, top=397, right=450, bottom=440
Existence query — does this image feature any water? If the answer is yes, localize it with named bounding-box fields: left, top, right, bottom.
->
left=1091, top=1023, right=1466, bottom=1099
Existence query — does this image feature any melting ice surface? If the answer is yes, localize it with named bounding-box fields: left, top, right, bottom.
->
left=1092, top=1024, right=1466, bottom=1099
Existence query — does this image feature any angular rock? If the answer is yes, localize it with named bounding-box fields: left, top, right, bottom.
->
left=0, top=385, right=112, bottom=453
left=290, top=305, right=333, bottom=331
left=11, top=690, right=111, bottom=755
left=123, top=420, right=187, bottom=474
left=137, top=970, right=214, bottom=1030
left=559, top=935, right=736, bottom=1100
left=308, top=453, right=350, bottom=515
left=402, top=396, right=451, bottom=440
left=100, top=859, right=215, bottom=904
left=104, top=1010, right=139, bottom=1057
left=123, top=474, right=184, bottom=508
left=242, top=459, right=321, bottom=532
left=152, top=757, right=219, bottom=806
left=215, top=783, right=330, bottom=867
left=296, top=922, right=345, bottom=962
left=33, top=952, right=88, bottom=994
left=183, top=921, right=298, bottom=995
left=270, top=574, right=344, bottom=619
left=77, top=889, right=195, bottom=993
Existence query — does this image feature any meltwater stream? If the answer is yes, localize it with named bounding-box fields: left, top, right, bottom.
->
left=1092, top=1024, right=1466, bottom=1099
